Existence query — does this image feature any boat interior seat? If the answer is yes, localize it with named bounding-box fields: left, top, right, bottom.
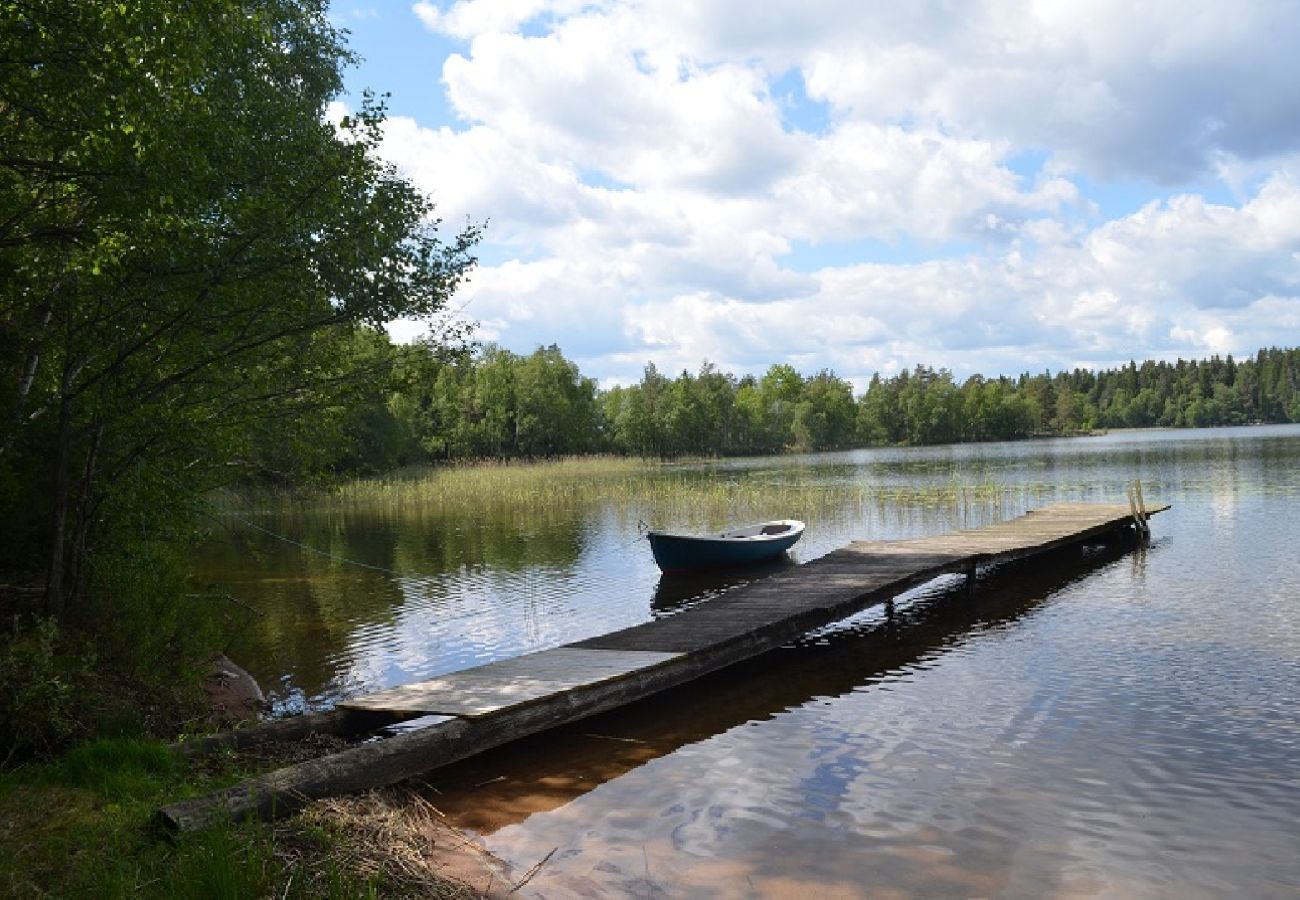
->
left=760, top=523, right=791, bottom=535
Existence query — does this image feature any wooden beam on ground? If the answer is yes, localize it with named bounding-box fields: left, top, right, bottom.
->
left=171, top=707, right=418, bottom=759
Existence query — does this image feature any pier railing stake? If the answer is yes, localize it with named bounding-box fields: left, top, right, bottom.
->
left=1136, top=479, right=1151, bottom=542
left=1126, top=480, right=1150, bottom=545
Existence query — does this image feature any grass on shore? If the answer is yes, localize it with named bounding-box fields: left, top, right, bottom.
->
left=0, top=737, right=478, bottom=899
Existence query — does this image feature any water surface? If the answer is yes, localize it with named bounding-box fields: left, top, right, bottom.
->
left=195, top=426, right=1300, bottom=898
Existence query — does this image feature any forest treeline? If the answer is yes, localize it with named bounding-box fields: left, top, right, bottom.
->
left=315, top=340, right=1300, bottom=471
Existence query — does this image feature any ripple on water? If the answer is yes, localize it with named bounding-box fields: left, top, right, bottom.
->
left=482, top=525, right=1300, bottom=897
left=198, top=427, right=1300, bottom=897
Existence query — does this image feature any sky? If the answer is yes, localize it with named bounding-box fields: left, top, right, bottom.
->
left=328, top=1, right=1300, bottom=389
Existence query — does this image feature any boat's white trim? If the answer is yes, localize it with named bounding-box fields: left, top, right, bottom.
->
left=647, top=519, right=805, bottom=544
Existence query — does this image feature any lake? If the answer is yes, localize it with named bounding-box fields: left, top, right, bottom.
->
left=196, top=425, right=1300, bottom=897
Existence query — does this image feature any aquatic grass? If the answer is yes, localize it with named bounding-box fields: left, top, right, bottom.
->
left=206, top=458, right=1089, bottom=582
left=331, top=456, right=673, bottom=510
left=216, top=457, right=1034, bottom=532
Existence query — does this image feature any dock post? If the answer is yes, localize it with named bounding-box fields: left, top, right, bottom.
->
left=965, top=560, right=978, bottom=597
left=1135, top=480, right=1150, bottom=541
left=1126, top=482, right=1148, bottom=545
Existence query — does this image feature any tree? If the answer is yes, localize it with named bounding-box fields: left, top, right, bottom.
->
left=514, top=344, right=600, bottom=456
left=732, top=377, right=768, bottom=453
left=793, top=370, right=856, bottom=451
left=611, top=363, right=671, bottom=457
left=1, top=2, right=480, bottom=618
left=857, top=373, right=899, bottom=445
left=1055, top=386, right=1085, bottom=433
left=759, top=364, right=803, bottom=450
left=659, top=370, right=704, bottom=456
left=692, top=362, right=737, bottom=454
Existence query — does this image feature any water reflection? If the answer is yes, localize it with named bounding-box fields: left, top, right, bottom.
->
left=650, top=558, right=798, bottom=617
left=192, top=425, right=1300, bottom=896
left=195, top=425, right=1300, bottom=710
left=462, top=520, right=1297, bottom=898
left=419, top=542, right=1136, bottom=836
left=206, top=504, right=607, bottom=708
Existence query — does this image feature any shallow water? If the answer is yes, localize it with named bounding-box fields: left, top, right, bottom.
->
left=194, top=425, right=1300, bottom=897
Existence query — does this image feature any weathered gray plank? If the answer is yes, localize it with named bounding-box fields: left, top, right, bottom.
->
left=338, top=648, right=681, bottom=716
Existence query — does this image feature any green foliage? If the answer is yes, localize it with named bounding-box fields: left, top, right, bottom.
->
left=0, top=739, right=394, bottom=899
left=0, top=540, right=216, bottom=758
left=1, top=0, right=478, bottom=594
left=596, top=362, right=859, bottom=457
left=80, top=539, right=219, bottom=686
left=385, top=342, right=602, bottom=459
left=1, top=0, right=478, bottom=732
left=0, top=616, right=88, bottom=760
left=346, top=344, right=1300, bottom=465
left=852, top=349, right=1300, bottom=445
left=793, top=370, right=858, bottom=451
left=45, top=737, right=180, bottom=800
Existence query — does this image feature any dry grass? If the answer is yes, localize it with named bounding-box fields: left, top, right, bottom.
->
left=286, top=787, right=513, bottom=898
left=172, top=734, right=509, bottom=897
left=185, top=732, right=354, bottom=780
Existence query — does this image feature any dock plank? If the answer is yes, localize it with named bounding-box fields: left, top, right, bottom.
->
left=340, top=648, right=681, bottom=716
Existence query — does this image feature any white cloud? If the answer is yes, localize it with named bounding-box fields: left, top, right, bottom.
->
left=635, top=0, right=1300, bottom=183
left=771, top=123, right=1077, bottom=243
left=416, top=1, right=1300, bottom=181
left=412, top=0, right=579, bottom=39
left=375, top=2, right=1300, bottom=385
left=613, top=175, right=1300, bottom=380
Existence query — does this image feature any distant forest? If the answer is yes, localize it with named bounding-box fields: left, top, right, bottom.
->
left=299, top=342, right=1300, bottom=472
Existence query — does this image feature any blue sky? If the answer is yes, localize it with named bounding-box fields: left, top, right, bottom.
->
left=329, top=2, right=1300, bottom=388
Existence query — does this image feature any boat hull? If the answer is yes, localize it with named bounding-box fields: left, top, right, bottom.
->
left=647, top=521, right=804, bottom=574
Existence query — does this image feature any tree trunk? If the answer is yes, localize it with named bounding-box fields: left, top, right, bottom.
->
left=2, top=304, right=53, bottom=457
left=67, top=421, right=104, bottom=603
left=45, top=396, right=73, bottom=617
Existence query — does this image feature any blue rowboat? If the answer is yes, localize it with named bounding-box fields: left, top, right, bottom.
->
left=647, top=520, right=805, bottom=574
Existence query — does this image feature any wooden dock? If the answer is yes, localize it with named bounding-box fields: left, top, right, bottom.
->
left=158, top=501, right=1166, bottom=831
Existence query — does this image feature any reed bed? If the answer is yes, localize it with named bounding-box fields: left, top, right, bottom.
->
left=217, top=456, right=1023, bottom=525
left=333, top=456, right=658, bottom=509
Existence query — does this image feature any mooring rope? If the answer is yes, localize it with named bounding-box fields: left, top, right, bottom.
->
left=210, top=509, right=652, bottom=584
left=221, top=513, right=410, bottom=576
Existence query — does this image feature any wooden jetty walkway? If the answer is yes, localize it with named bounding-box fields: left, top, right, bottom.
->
left=158, top=501, right=1166, bottom=831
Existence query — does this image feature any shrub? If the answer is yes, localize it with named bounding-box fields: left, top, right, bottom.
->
left=0, top=616, right=89, bottom=762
